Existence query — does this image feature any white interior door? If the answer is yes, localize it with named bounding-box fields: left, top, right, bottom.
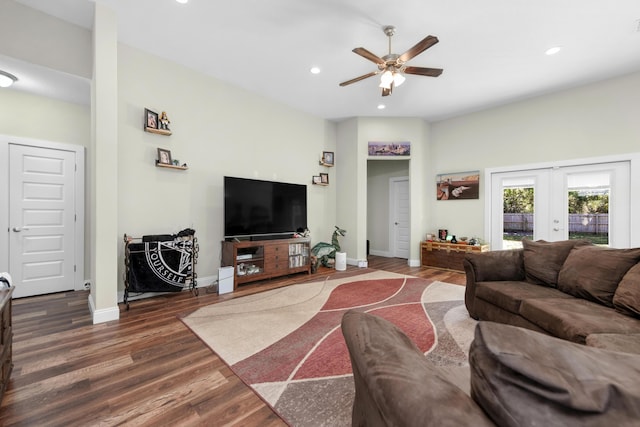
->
left=9, top=144, right=76, bottom=298
left=390, top=177, right=410, bottom=259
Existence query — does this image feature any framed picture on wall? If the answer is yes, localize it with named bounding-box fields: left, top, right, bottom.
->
left=145, top=108, right=159, bottom=130
left=321, top=151, right=335, bottom=166
left=368, top=141, right=410, bottom=156
left=157, top=148, right=172, bottom=165
left=320, top=173, right=329, bottom=184
left=436, top=171, right=480, bottom=200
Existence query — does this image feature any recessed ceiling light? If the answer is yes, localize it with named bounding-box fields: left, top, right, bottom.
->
left=377, top=104, right=386, bottom=110
left=176, top=0, right=188, bottom=4
left=0, top=70, right=18, bottom=88
left=545, top=46, right=562, bottom=56
left=310, top=67, right=321, bottom=74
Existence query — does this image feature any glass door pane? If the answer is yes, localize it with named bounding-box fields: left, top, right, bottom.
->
left=552, top=162, right=630, bottom=248
left=503, top=179, right=534, bottom=249
left=490, top=170, right=550, bottom=250
left=567, top=172, right=609, bottom=245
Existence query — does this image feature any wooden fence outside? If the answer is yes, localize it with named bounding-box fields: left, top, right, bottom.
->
left=504, top=213, right=608, bottom=234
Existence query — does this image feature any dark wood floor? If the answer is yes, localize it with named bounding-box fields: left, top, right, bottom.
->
left=0, top=256, right=465, bottom=426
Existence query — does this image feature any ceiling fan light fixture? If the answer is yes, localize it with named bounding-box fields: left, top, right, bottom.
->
left=393, top=72, right=406, bottom=87
left=0, top=70, right=18, bottom=88
left=380, top=69, right=394, bottom=86
left=339, top=25, right=442, bottom=97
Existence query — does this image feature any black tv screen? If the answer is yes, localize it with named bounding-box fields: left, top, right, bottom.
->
left=224, top=176, right=307, bottom=239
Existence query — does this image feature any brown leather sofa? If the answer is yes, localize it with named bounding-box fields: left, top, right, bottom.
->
left=342, top=311, right=640, bottom=426
left=463, top=239, right=640, bottom=353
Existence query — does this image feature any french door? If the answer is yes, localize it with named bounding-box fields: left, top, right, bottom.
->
left=490, top=161, right=630, bottom=249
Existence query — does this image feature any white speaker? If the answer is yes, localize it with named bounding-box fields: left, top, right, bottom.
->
left=218, top=266, right=234, bottom=294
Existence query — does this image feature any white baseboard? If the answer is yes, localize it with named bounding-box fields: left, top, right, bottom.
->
left=408, top=258, right=421, bottom=267
left=88, top=294, right=119, bottom=324
left=369, top=249, right=393, bottom=257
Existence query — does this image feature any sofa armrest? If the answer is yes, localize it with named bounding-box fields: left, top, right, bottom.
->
left=464, top=249, right=525, bottom=319
left=341, top=310, right=495, bottom=427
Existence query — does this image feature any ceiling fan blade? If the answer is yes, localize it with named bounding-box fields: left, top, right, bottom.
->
left=398, top=35, right=439, bottom=63
left=404, top=66, right=443, bottom=77
left=381, top=83, right=393, bottom=97
left=353, top=47, right=385, bottom=65
left=339, top=71, right=378, bottom=87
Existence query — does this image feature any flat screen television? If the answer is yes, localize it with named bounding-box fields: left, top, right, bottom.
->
left=224, top=176, right=307, bottom=239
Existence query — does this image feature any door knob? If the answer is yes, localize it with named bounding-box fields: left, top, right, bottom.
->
left=12, top=227, right=29, bottom=232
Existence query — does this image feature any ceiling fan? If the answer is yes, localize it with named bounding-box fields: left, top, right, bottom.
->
left=339, top=25, right=443, bottom=96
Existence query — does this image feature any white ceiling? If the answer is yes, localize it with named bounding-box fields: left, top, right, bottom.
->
left=9, top=0, right=640, bottom=121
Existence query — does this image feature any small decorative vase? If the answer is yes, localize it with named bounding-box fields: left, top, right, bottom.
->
left=451, top=235, right=458, bottom=244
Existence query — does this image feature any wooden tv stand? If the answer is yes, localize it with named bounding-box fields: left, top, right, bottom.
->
left=221, top=237, right=311, bottom=289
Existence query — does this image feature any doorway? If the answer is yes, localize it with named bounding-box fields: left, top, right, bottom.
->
left=1, top=137, right=85, bottom=298
left=489, top=160, right=630, bottom=250
left=366, top=159, right=410, bottom=258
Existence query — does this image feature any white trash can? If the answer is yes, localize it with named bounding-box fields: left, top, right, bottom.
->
left=218, top=266, right=234, bottom=294
left=335, top=252, right=347, bottom=271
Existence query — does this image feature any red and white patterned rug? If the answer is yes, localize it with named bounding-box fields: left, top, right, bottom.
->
left=182, top=270, right=476, bottom=426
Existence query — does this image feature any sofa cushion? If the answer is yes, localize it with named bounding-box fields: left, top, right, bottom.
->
left=464, top=249, right=525, bottom=282
left=470, top=321, right=640, bottom=427
left=586, top=333, right=640, bottom=355
left=613, top=263, right=640, bottom=318
left=341, top=310, right=495, bottom=427
left=557, top=246, right=640, bottom=307
left=519, top=297, right=640, bottom=344
left=475, top=281, right=572, bottom=315
left=522, top=239, right=590, bottom=287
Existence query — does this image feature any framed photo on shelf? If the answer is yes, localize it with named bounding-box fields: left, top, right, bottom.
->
left=312, top=175, right=322, bottom=184
left=322, top=151, right=335, bottom=166
left=320, top=173, right=329, bottom=184
left=157, top=148, right=172, bottom=165
left=145, top=108, right=159, bottom=130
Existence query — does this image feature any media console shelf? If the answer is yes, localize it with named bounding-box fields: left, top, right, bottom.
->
left=221, top=238, right=311, bottom=289
left=421, top=241, right=489, bottom=272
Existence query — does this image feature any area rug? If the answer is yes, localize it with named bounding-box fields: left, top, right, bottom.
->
left=181, top=270, right=476, bottom=426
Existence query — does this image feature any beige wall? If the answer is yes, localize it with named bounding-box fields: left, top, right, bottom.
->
left=429, top=71, right=640, bottom=242
left=0, top=0, right=91, bottom=78
left=338, top=117, right=429, bottom=265
left=0, top=3, right=337, bottom=296
left=117, top=44, right=337, bottom=286
left=0, top=90, right=90, bottom=146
